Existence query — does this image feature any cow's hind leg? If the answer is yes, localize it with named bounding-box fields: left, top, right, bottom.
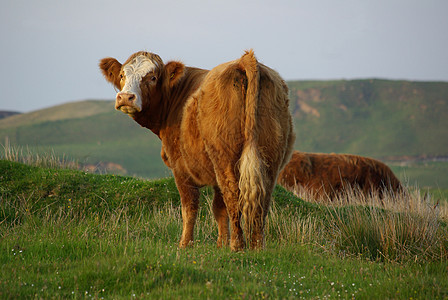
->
left=212, top=187, right=230, bottom=248
left=240, top=165, right=279, bottom=250
left=249, top=182, right=274, bottom=250
left=215, top=168, right=245, bottom=251
left=174, top=175, right=200, bottom=248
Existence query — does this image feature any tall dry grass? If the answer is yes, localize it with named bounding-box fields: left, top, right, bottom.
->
left=1, top=138, right=78, bottom=170
left=277, top=183, right=448, bottom=262
left=134, top=178, right=447, bottom=262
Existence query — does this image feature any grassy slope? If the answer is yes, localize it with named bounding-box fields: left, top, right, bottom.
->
left=1, top=160, right=447, bottom=299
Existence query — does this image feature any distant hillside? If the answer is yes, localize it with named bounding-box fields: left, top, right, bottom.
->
left=288, top=79, right=448, bottom=158
left=0, top=111, right=20, bottom=120
left=0, top=100, right=113, bottom=129
left=0, top=100, right=168, bottom=179
left=1, top=80, right=447, bottom=183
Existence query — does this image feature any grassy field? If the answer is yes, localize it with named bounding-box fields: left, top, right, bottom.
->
left=1, top=159, right=447, bottom=299
left=390, top=161, right=448, bottom=202
left=390, top=161, right=448, bottom=188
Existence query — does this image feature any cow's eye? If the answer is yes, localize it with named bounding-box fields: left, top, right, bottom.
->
left=120, top=74, right=124, bottom=79
left=151, top=76, right=157, bottom=81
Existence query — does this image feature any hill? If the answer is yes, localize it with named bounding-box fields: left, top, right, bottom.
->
left=288, top=79, right=448, bottom=158
left=0, top=100, right=114, bottom=129
left=0, top=80, right=447, bottom=185
left=0, top=111, right=20, bottom=120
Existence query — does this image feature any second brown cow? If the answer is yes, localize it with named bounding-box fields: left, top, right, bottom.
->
left=278, top=151, right=402, bottom=201
left=99, top=50, right=295, bottom=251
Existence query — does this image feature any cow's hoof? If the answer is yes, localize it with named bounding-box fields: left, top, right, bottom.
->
left=179, top=240, right=194, bottom=248
left=230, top=239, right=245, bottom=252
left=216, top=235, right=230, bottom=248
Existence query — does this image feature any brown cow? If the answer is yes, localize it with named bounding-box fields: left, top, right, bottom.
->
left=99, top=50, right=295, bottom=250
left=278, top=151, right=402, bottom=201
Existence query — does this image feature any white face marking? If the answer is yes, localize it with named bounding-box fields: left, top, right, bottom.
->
left=120, top=55, right=157, bottom=111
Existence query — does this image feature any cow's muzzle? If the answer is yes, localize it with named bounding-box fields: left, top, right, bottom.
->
left=115, top=92, right=141, bottom=114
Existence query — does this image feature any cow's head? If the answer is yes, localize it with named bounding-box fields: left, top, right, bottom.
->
left=99, top=51, right=185, bottom=117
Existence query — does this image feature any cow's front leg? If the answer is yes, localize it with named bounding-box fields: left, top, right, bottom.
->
left=174, top=176, right=200, bottom=248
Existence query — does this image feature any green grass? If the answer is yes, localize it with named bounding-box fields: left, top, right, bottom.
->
left=389, top=160, right=448, bottom=205
left=1, top=160, right=448, bottom=299
left=3, top=236, right=447, bottom=299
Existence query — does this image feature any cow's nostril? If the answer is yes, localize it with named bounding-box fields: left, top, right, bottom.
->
left=116, top=93, right=136, bottom=102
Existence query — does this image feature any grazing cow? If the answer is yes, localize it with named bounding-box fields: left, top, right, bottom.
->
left=99, top=50, right=295, bottom=250
left=278, top=151, right=402, bottom=200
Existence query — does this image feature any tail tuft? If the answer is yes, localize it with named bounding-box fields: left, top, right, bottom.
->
left=238, top=141, right=266, bottom=236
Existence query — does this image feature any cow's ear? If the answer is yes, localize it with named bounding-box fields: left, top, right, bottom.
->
left=99, top=57, right=122, bottom=89
left=165, top=61, right=185, bottom=88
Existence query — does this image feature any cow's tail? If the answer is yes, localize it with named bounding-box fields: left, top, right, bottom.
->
left=237, top=50, right=267, bottom=242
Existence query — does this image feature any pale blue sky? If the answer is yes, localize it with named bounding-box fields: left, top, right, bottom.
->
left=1, top=0, right=447, bottom=112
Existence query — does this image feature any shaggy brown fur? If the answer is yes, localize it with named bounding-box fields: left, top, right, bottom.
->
left=100, top=50, right=295, bottom=251
left=278, top=151, right=402, bottom=200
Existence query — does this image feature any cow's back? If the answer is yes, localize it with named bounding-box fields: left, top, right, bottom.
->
left=278, top=151, right=402, bottom=200
left=357, top=156, right=402, bottom=195
left=192, top=57, right=294, bottom=179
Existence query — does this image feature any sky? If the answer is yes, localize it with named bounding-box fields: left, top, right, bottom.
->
left=1, top=0, right=447, bottom=113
